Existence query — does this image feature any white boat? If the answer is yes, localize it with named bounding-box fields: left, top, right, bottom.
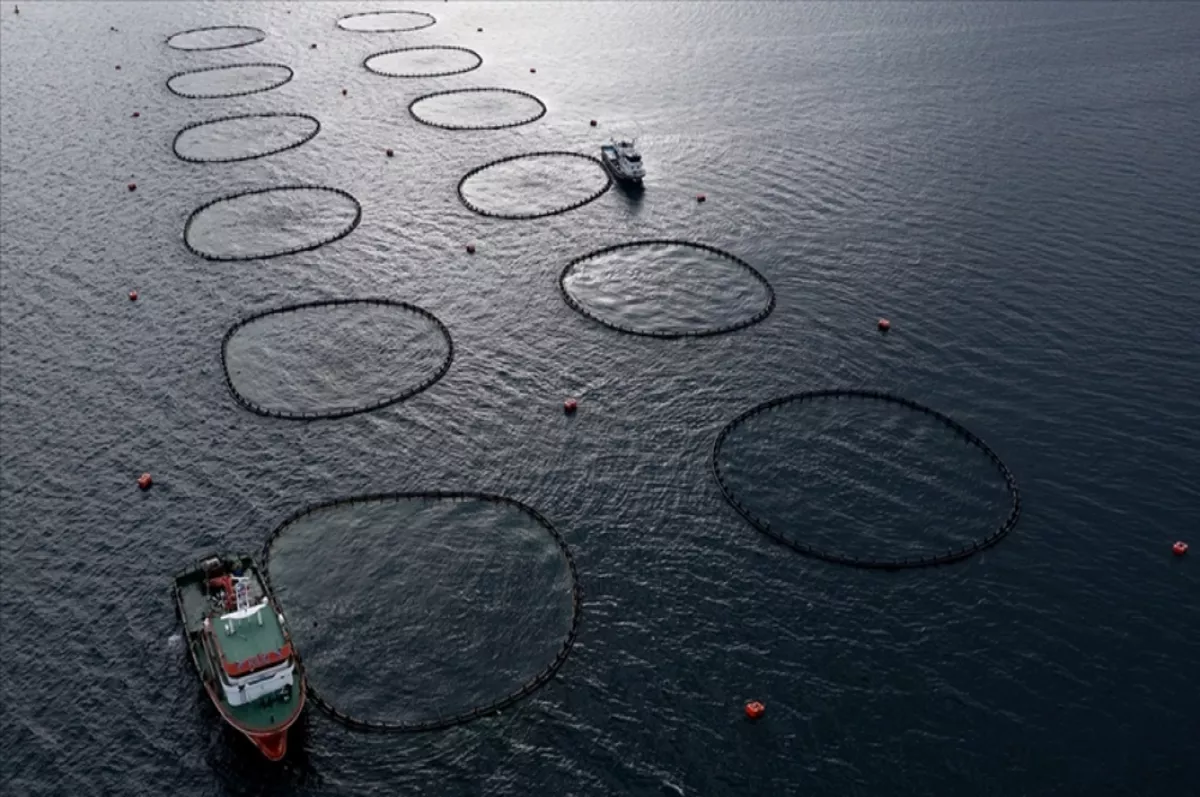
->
left=600, top=139, right=645, bottom=184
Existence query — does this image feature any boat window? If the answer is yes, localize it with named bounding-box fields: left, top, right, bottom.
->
left=627, top=155, right=641, bottom=162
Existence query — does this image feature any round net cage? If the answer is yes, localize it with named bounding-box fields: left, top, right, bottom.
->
left=166, top=63, right=293, bottom=99
left=407, top=88, right=547, bottom=131
left=221, top=298, right=454, bottom=421
left=336, top=11, right=437, bottom=33
left=183, top=185, right=361, bottom=262
left=363, top=46, right=482, bottom=78
left=173, top=113, right=321, bottom=164
left=457, top=152, right=612, bottom=220
left=262, top=492, right=582, bottom=732
left=166, top=25, right=267, bottom=51
left=711, top=390, right=1020, bottom=569
left=559, top=240, right=776, bottom=338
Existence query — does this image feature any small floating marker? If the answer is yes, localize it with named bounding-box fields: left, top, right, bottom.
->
left=137, top=473, right=153, bottom=490
left=590, top=119, right=597, bottom=127
left=465, top=244, right=476, bottom=254
left=477, top=27, right=483, bottom=32
left=530, top=68, right=537, bottom=73
left=745, top=701, right=765, bottom=720
left=877, top=318, right=891, bottom=332
left=696, top=193, right=706, bottom=203
left=127, top=182, right=137, bottom=192
left=386, top=148, right=394, bottom=157
left=128, top=290, right=138, bottom=301
left=131, top=111, right=140, bottom=118
left=341, top=88, right=347, bottom=96
left=310, top=43, right=317, bottom=49
left=115, top=65, right=121, bottom=70
left=563, top=397, right=578, bottom=414
left=1173, top=541, right=1189, bottom=556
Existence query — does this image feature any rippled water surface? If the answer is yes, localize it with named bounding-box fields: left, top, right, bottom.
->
left=2, top=2, right=1199, bottom=796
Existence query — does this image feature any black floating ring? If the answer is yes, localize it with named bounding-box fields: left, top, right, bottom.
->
left=456, top=151, right=612, bottom=220
left=336, top=10, right=437, bottom=32
left=558, top=239, right=776, bottom=339
left=183, top=185, right=362, bottom=262
left=710, top=389, right=1021, bottom=570
left=408, top=87, right=547, bottom=131
left=165, top=25, right=267, bottom=51
left=260, top=491, right=583, bottom=733
left=363, top=46, right=482, bottom=78
left=166, top=62, right=294, bottom=99
left=172, top=112, right=321, bottom=164
left=220, top=298, right=453, bottom=421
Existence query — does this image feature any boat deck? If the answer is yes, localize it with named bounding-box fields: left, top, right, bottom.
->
left=213, top=606, right=287, bottom=665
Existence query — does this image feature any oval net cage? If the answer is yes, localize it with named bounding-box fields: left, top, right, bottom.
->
left=166, top=63, right=293, bottom=99
left=408, top=88, right=547, bottom=131
left=173, top=113, right=321, bottom=164
left=711, top=390, right=1020, bottom=569
left=457, top=152, right=612, bottom=220
left=221, top=298, right=454, bottom=421
left=262, top=492, right=582, bottom=732
left=166, top=25, right=267, bottom=51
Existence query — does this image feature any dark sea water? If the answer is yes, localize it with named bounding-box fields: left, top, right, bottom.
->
left=2, top=2, right=1199, bottom=796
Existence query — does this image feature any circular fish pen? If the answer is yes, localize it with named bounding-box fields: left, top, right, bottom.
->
left=166, top=63, right=293, bottom=99
left=183, top=185, right=361, bottom=261
left=456, top=152, right=612, bottom=220
left=711, top=390, right=1020, bottom=569
left=172, top=113, right=321, bottom=163
left=408, top=88, right=547, bottom=131
left=166, top=25, right=267, bottom=51
left=559, top=240, right=776, bottom=338
left=363, top=46, right=482, bottom=78
left=220, top=298, right=453, bottom=421
left=336, top=10, right=436, bottom=32
left=262, top=492, right=582, bottom=733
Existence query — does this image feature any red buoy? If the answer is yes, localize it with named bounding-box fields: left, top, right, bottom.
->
left=128, top=290, right=138, bottom=301
left=115, top=65, right=121, bottom=70
left=1173, top=541, right=1188, bottom=556
left=131, top=111, right=140, bottom=118
left=590, top=119, right=597, bottom=127
left=745, top=701, right=765, bottom=720
left=127, top=183, right=137, bottom=192
left=137, top=473, right=153, bottom=490
left=530, top=68, right=537, bottom=73
left=386, top=148, right=394, bottom=157
left=877, top=318, right=891, bottom=332
left=466, top=244, right=476, bottom=254
left=696, top=193, right=706, bottom=203
left=563, top=397, right=578, bottom=413
left=341, top=88, right=347, bottom=96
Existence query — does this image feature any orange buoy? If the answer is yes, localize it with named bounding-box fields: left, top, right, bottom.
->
left=386, top=148, right=394, bottom=157
left=127, top=183, right=137, bottom=192
left=877, top=318, right=891, bottom=331
left=1173, top=541, right=1188, bottom=556
left=745, top=701, right=765, bottom=719
left=128, top=290, right=138, bottom=301
left=466, top=244, right=476, bottom=254
left=563, top=397, right=578, bottom=413
left=137, top=473, right=153, bottom=490
left=696, top=193, right=706, bottom=203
